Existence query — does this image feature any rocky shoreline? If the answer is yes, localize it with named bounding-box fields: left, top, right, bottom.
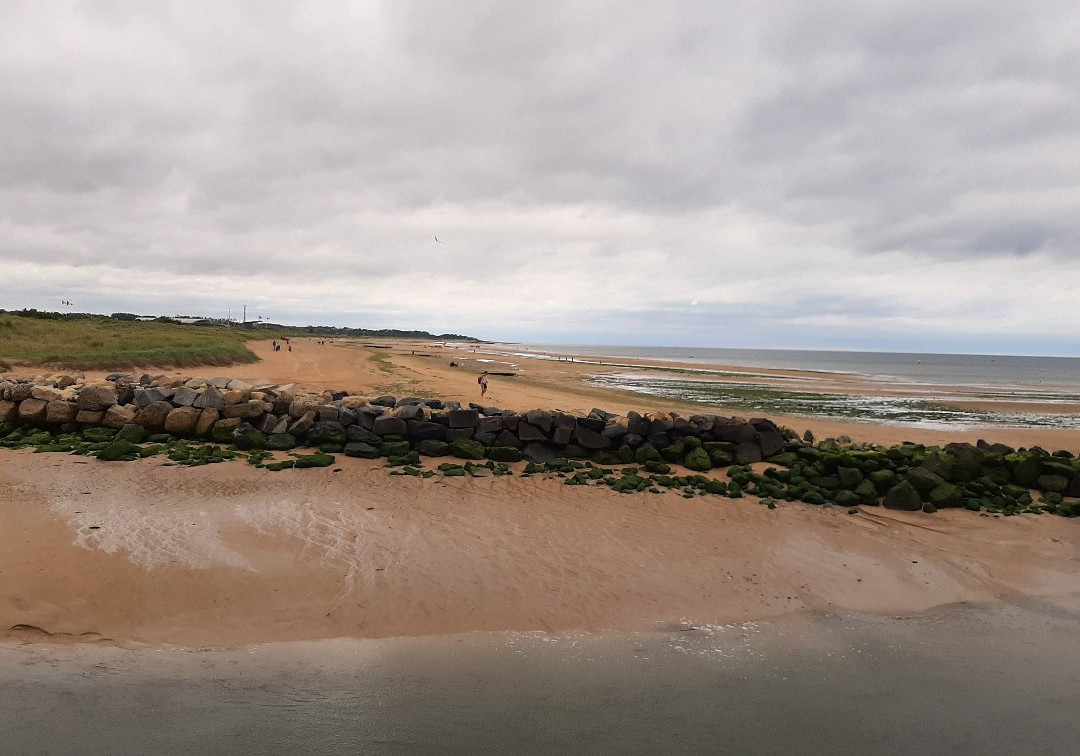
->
left=2, top=372, right=1078, bottom=517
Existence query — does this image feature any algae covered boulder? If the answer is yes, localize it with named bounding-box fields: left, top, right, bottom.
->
left=883, top=480, right=922, bottom=511
left=232, top=426, right=268, bottom=450
left=344, top=441, right=381, bottom=458
left=927, top=483, right=964, bottom=508
left=487, top=446, right=522, bottom=463
left=683, top=447, right=712, bottom=472
left=449, top=438, right=486, bottom=460
left=293, top=452, right=336, bottom=468
left=905, top=467, right=946, bottom=496
left=96, top=439, right=142, bottom=461
left=1007, top=453, right=1043, bottom=487
left=417, top=439, right=451, bottom=456
left=265, top=432, right=297, bottom=450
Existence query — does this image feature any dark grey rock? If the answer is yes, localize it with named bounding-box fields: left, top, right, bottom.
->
left=287, top=410, right=316, bottom=437
left=407, top=420, right=448, bottom=441
left=524, top=410, right=554, bottom=434
left=521, top=442, right=557, bottom=464
left=734, top=443, right=763, bottom=465
left=574, top=426, right=611, bottom=450
left=552, top=426, right=573, bottom=445
left=171, top=386, right=199, bottom=407
left=396, top=404, right=424, bottom=422
left=758, top=431, right=786, bottom=458
left=346, top=425, right=380, bottom=444
left=372, top=416, right=408, bottom=436
left=449, top=409, right=480, bottom=429
left=370, top=395, right=397, bottom=407
left=478, top=416, right=504, bottom=434
left=494, top=429, right=523, bottom=449
left=308, top=421, right=346, bottom=445
left=517, top=422, right=547, bottom=442
left=193, top=386, right=226, bottom=411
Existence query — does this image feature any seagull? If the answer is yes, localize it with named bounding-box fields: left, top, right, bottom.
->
left=434, top=236, right=444, bottom=244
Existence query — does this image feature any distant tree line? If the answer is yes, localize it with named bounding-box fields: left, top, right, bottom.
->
left=0, top=309, right=480, bottom=342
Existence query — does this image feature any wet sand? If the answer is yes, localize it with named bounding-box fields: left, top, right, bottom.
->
left=1, top=450, right=1078, bottom=647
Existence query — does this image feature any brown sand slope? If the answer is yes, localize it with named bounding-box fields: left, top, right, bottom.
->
left=2, top=451, right=1078, bottom=648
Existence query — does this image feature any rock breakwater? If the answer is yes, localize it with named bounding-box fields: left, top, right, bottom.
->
left=2, top=372, right=1078, bottom=517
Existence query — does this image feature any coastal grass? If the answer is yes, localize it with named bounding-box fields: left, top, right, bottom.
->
left=0, top=314, right=276, bottom=370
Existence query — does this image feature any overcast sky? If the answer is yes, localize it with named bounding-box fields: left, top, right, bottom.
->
left=2, top=1, right=1078, bottom=355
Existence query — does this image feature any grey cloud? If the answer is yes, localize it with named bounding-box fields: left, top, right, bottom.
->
left=1, top=1, right=1078, bottom=351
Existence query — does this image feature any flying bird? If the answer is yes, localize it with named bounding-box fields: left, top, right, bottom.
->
left=434, top=236, right=444, bottom=244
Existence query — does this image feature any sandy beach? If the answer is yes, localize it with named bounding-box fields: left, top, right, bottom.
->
left=2, top=339, right=1080, bottom=648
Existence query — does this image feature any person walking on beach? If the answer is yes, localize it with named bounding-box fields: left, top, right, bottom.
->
left=478, top=371, right=489, bottom=398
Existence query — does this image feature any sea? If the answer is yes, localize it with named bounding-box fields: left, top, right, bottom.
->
left=495, top=344, right=1080, bottom=429
left=3, top=602, right=1079, bottom=754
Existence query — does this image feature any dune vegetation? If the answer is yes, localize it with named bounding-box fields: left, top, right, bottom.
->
left=0, top=314, right=274, bottom=370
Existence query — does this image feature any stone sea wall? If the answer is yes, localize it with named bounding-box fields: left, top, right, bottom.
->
left=1, top=373, right=1078, bottom=517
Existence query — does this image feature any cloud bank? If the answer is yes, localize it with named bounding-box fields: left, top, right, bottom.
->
left=2, top=1, right=1078, bottom=354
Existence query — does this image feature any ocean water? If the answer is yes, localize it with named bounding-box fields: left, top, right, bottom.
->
left=507, top=344, right=1080, bottom=389
left=499, top=344, right=1080, bottom=428
left=3, top=603, right=1078, bottom=754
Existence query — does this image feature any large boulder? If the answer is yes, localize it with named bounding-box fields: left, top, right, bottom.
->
left=170, top=386, right=199, bottom=407
left=45, top=400, right=78, bottom=425
left=524, top=410, right=554, bottom=434
left=103, top=403, right=137, bottom=428
left=927, top=483, right=964, bottom=508
left=287, top=410, right=317, bottom=437
left=883, top=480, right=922, bottom=511
left=287, top=394, right=322, bottom=419
left=417, top=439, right=451, bottom=457
left=905, top=467, right=945, bottom=496
left=195, top=408, right=219, bottom=436
left=231, top=424, right=267, bottom=450
left=0, top=400, right=15, bottom=423
left=521, top=442, right=557, bottom=464
left=134, top=401, right=173, bottom=429
left=76, top=385, right=118, bottom=411
left=266, top=433, right=297, bottom=450
left=372, top=415, right=408, bottom=436
left=406, top=420, right=448, bottom=441
left=8, top=384, right=33, bottom=402
left=683, top=447, right=712, bottom=472
left=17, top=399, right=47, bottom=423
left=164, top=406, right=201, bottom=435
left=193, top=386, right=226, bottom=411
left=517, top=422, right=547, bottom=442
left=733, top=443, right=762, bottom=465
left=573, top=426, right=610, bottom=450
left=449, top=438, right=486, bottom=460
left=449, top=408, right=480, bottom=429
left=223, top=400, right=272, bottom=420
left=75, top=409, right=104, bottom=425
left=307, top=421, right=346, bottom=445
left=31, top=385, right=65, bottom=402
left=487, top=446, right=522, bottom=463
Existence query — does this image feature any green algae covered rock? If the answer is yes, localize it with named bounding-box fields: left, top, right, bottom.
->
left=883, top=480, right=922, bottom=511
left=683, top=447, right=712, bottom=472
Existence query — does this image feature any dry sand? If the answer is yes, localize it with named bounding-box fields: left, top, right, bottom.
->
left=3, top=339, right=1079, bottom=648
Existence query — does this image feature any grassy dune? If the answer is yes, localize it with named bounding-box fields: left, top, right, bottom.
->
left=0, top=315, right=273, bottom=370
